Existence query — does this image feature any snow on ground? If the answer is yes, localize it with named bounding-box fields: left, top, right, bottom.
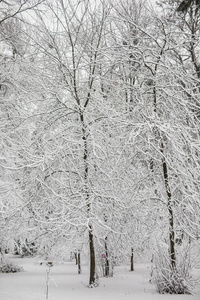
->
left=0, top=255, right=200, bottom=300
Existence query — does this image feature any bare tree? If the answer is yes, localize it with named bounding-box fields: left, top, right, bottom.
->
left=23, top=0, right=115, bottom=287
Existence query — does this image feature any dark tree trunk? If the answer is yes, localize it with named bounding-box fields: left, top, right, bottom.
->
left=161, top=142, right=176, bottom=270
left=74, top=252, right=78, bottom=265
left=80, top=111, right=97, bottom=285
left=78, top=250, right=81, bottom=274
left=105, top=237, right=109, bottom=277
left=89, top=225, right=96, bottom=285
left=152, top=52, right=176, bottom=270
left=130, top=248, right=134, bottom=271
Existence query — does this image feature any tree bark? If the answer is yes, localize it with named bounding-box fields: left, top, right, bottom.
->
left=89, top=225, right=96, bottom=285
left=161, top=142, right=176, bottom=270
left=152, top=41, right=176, bottom=270
left=130, top=248, right=134, bottom=271
left=80, top=110, right=97, bottom=285
left=74, top=252, right=78, bottom=265
left=78, top=250, right=81, bottom=274
left=105, top=237, right=109, bottom=277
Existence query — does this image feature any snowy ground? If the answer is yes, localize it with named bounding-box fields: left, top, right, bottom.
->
left=0, top=255, right=200, bottom=300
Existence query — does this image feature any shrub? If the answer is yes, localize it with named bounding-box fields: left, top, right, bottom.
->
left=154, top=267, right=191, bottom=294
left=151, top=247, right=193, bottom=294
left=1, top=261, right=24, bottom=273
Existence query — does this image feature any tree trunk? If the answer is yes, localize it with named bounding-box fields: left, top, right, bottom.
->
left=130, top=248, right=134, bottom=271
left=80, top=111, right=97, bottom=285
left=105, top=237, right=109, bottom=277
left=152, top=51, right=176, bottom=270
left=74, top=252, right=78, bottom=265
left=161, top=142, right=176, bottom=270
left=89, top=225, right=96, bottom=285
left=78, top=250, right=81, bottom=274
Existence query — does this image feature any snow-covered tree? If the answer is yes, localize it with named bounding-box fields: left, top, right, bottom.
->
left=0, top=0, right=45, bottom=263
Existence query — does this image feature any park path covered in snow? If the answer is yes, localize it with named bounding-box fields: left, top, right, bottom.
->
left=0, top=255, right=200, bottom=300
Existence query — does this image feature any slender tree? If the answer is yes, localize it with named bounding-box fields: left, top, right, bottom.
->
left=23, top=0, right=114, bottom=286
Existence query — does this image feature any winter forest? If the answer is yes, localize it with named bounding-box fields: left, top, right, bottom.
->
left=1, top=0, right=200, bottom=298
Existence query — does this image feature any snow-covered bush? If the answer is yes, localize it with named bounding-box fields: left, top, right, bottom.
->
left=154, top=267, right=191, bottom=294
left=1, top=261, right=24, bottom=273
left=152, top=252, right=193, bottom=294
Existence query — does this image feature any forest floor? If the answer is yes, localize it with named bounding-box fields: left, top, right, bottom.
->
left=0, top=255, right=200, bottom=300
